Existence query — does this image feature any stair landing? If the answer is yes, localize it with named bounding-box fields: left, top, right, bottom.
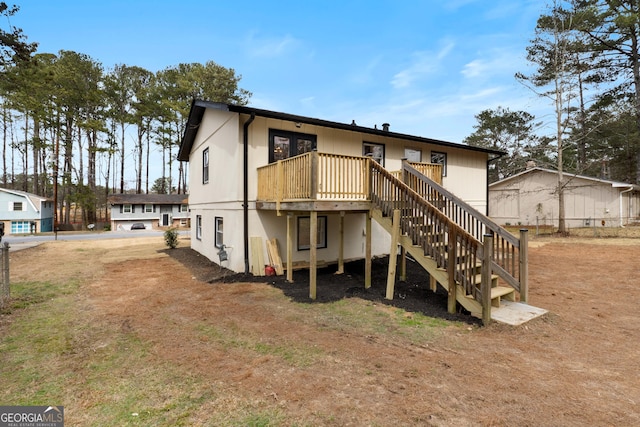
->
left=489, top=301, right=548, bottom=325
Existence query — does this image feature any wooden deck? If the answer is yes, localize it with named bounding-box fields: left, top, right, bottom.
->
left=255, top=153, right=537, bottom=325
left=256, top=151, right=442, bottom=211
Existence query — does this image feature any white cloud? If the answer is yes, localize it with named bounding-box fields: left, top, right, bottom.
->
left=299, top=96, right=316, bottom=109
left=391, top=41, right=455, bottom=89
left=350, top=55, right=384, bottom=85
left=443, top=0, right=481, bottom=12
left=244, top=32, right=300, bottom=58
left=461, top=47, right=524, bottom=80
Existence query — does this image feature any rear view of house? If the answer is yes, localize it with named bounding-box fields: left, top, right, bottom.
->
left=0, top=188, right=54, bottom=234
left=178, top=101, right=544, bottom=324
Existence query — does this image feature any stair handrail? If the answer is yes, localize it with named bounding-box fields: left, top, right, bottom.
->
left=402, top=161, right=518, bottom=246
left=402, top=161, right=525, bottom=293
left=369, top=160, right=484, bottom=301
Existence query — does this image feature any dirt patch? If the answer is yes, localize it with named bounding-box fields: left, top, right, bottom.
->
left=6, top=236, right=640, bottom=425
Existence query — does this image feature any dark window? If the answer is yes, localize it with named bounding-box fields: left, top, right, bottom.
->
left=13, top=202, right=23, bottom=211
left=297, top=215, right=327, bottom=250
left=269, top=129, right=317, bottom=163
left=430, top=151, right=447, bottom=177
left=203, top=148, right=209, bottom=184
left=215, top=217, right=223, bottom=248
left=363, top=142, right=385, bottom=166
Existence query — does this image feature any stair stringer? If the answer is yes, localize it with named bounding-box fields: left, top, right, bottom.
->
left=370, top=208, right=484, bottom=316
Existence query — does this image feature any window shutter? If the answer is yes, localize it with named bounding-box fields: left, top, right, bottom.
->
left=132, top=205, right=135, bottom=213
left=120, top=205, right=123, bottom=213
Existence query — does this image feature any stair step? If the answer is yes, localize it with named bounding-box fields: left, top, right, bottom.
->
left=491, top=286, right=515, bottom=299
left=463, top=285, right=514, bottom=306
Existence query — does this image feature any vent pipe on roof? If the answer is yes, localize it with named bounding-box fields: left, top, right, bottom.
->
left=382, top=123, right=390, bottom=132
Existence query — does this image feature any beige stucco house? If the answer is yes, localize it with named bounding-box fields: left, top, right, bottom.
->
left=178, top=101, right=504, bottom=273
left=177, top=101, right=544, bottom=324
left=489, top=167, right=640, bottom=228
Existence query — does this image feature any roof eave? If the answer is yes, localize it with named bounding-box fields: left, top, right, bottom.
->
left=177, top=100, right=506, bottom=161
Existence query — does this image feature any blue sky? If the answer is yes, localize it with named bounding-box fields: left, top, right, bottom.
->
left=12, top=1, right=551, bottom=185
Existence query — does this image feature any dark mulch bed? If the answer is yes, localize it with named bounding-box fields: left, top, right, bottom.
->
left=164, top=246, right=477, bottom=324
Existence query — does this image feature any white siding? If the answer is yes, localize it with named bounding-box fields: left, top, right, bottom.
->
left=490, top=169, right=631, bottom=227
left=188, top=108, right=491, bottom=272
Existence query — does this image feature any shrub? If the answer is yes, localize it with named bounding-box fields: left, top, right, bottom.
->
left=164, top=228, right=179, bottom=249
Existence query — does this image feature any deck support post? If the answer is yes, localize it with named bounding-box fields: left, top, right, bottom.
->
left=519, top=229, right=529, bottom=303
left=337, top=211, right=345, bottom=274
left=310, top=211, right=317, bottom=300
left=447, top=229, right=457, bottom=314
left=286, top=213, right=293, bottom=282
left=365, top=210, right=372, bottom=289
left=276, top=160, right=283, bottom=215
left=386, top=209, right=401, bottom=300
left=481, top=233, right=493, bottom=325
left=400, top=246, right=406, bottom=282
left=430, top=275, right=437, bottom=292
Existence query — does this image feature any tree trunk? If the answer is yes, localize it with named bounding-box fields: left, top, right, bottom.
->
left=22, top=113, right=28, bottom=191
left=86, top=128, right=97, bottom=224
left=145, top=121, right=150, bottom=194
left=632, top=28, right=640, bottom=184
left=2, top=106, right=7, bottom=186
left=120, top=122, right=125, bottom=194
left=76, top=124, right=84, bottom=187
left=32, top=117, right=40, bottom=195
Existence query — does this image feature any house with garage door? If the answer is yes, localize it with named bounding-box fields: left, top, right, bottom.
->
left=0, top=188, right=54, bottom=234
left=178, top=100, right=546, bottom=325
left=108, top=193, right=189, bottom=231
left=489, top=167, right=640, bottom=228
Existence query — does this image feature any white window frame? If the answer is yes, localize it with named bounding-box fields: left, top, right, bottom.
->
left=144, top=204, right=153, bottom=213
left=203, top=148, right=209, bottom=184
left=215, top=217, right=223, bottom=248
left=180, top=204, right=188, bottom=212
left=11, top=221, right=30, bottom=233
left=123, top=204, right=132, bottom=213
left=196, top=215, right=202, bottom=240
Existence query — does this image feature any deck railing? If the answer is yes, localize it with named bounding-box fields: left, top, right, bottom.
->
left=401, top=161, right=526, bottom=294
left=391, top=162, right=442, bottom=185
left=370, top=161, right=482, bottom=300
left=256, top=152, right=528, bottom=304
left=257, top=152, right=442, bottom=202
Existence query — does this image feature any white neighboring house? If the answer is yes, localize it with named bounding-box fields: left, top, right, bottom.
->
left=489, top=167, right=640, bottom=228
left=108, top=194, right=189, bottom=231
left=0, top=188, right=54, bottom=234
left=177, top=101, right=504, bottom=275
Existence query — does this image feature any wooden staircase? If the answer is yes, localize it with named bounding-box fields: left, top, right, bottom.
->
left=368, top=160, right=546, bottom=325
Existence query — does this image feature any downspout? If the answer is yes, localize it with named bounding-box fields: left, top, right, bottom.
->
left=486, top=153, right=505, bottom=216
left=619, top=186, right=634, bottom=227
left=243, top=113, right=256, bottom=275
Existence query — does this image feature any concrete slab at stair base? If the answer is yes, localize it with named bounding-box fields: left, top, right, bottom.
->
left=487, top=301, right=548, bottom=326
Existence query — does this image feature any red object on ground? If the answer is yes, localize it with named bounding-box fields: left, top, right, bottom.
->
left=265, top=265, right=276, bottom=276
